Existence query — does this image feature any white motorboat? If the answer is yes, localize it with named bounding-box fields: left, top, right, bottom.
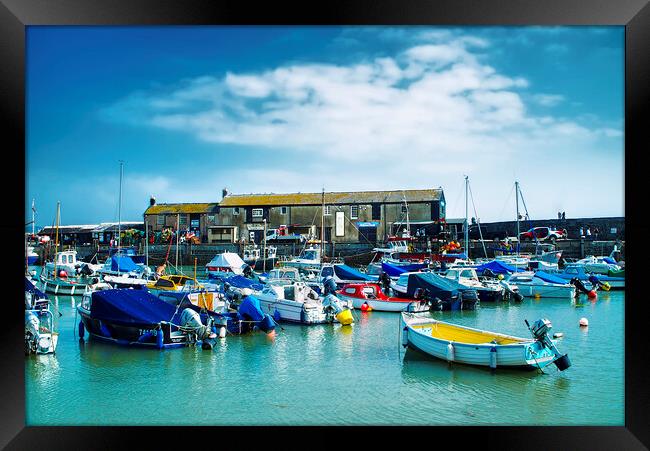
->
left=25, top=277, right=58, bottom=355
left=281, top=245, right=322, bottom=270
left=573, top=255, right=621, bottom=275
left=252, top=281, right=353, bottom=325
left=506, top=271, right=576, bottom=298
left=443, top=267, right=505, bottom=302
left=205, top=252, right=248, bottom=278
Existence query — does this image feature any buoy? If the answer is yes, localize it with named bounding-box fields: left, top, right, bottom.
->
left=446, top=342, right=455, bottom=362
left=335, top=309, right=354, bottom=326
left=497, top=274, right=504, bottom=280
left=401, top=326, right=409, bottom=348
left=533, top=293, right=541, bottom=299
left=587, top=290, right=597, bottom=299
left=156, top=327, right=164, bottom=349
left=579, top=318, right=589, bottom=327
left=78, top=321, right=85, bottom=340
left=59, top=270, right=67, bottom=278
left=361, top=302, right=372, bottom=312
left=218, top=326, right=226, bottom=339
left=489, top=346, right=497, bottom=369
left=553, top=332, right=564, bottom=338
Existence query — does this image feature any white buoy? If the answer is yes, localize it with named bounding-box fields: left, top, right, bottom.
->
left=579, top=318, right=589, bottom=327
left=446, top=342, right=455, bottom=362
left=553, top=332, right=564, bottom=338
left=218, top=326, right=226, bottom=338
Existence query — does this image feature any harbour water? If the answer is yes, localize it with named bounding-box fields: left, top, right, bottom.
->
left=26, top=267, right=624, bottom=426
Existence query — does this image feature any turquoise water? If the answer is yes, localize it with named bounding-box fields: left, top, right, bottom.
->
left=26, top=268, right=624, bottom=425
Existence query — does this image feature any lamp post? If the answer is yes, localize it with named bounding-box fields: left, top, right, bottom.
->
left=263, top=218, right=267, bottom=273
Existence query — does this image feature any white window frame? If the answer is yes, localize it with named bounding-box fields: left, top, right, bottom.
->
left=324, top=205, right=331, bottom=215
left=233, top=207, right=240, bottom=216
left=350, top=205, right=359, bottom=219
left=252, top=208, right=263, bottom=218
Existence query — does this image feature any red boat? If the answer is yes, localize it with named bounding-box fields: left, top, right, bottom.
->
left=336, top=283, right=430, bottom=312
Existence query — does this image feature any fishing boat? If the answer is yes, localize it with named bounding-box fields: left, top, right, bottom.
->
left=506, top=271, right=576, bottom=298
left=281, top=245, right=323, bottom=270
left=391, top=272, right=479, bottom=311
left=25, top=277, right=58, bottom=355
left=400, top=313, right=571, bottom=371
left=242, top=244, right=278, bottom=271
left=546, top=263, right=624, bottom=290
left=443, top=267, right=505, bottom=302
left=253, top=280, right=353, bottom=325
left=205, top=252, right=248, bottom=278
left=337, top=282, right=430, bottom=312
left=77, top=288, right=226, bottom=349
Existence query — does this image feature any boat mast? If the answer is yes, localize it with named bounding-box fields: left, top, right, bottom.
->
left=515, top=181, right=520, bottom=257
left=321, top=187, right=325, bottom=264
left=117, top=161, right=123, bottom=253
left=176, top=213, right=180, bottom=270
left=263, top=218, right=267, bottom=273
left=464, top=175, right=469, bottom=258
left=53, top=201, right=60, bottom=278
left=32, top=198, right=36, bottom=236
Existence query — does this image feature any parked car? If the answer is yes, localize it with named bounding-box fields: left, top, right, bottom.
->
left=518, top=227, right=566, bottom=243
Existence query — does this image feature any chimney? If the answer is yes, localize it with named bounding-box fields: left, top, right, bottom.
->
left=222, top=188, right=229, bottom=199
left=150, top=195, right=156, bottom=206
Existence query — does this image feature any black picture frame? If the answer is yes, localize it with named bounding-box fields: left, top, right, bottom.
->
left=4, top=0, right=648, bottom=449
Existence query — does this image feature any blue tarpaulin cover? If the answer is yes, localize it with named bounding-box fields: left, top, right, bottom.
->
left=603, top=257, right=617, bottom=265
left=25, top=277, right=48, bottom=299
left=444, top=252, right=468, bottom=260
left=333, top=264, right=377, bottom=281
left=237, top=296, right=265, bottom=322
left=534, top=271, right=569, bottom=285
left=225, top=275, right=264, bottom=291
left=381, top=262, right=428, bottom=277
left=405, top=272, right=461, bottom=299
left=110, top=255, right=139, bottom=272
left=91, top=289, right=179, bottom=327
left=475, top=260, right=522, bottom=275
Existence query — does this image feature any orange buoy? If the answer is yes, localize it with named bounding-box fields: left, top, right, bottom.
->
left=579, top=318, right=589, bottom=327
left=59, top=270, right=67, bottom=278
left=361, top=303, right=372, bottom=312
left=587, top=290, right=597, bottom=299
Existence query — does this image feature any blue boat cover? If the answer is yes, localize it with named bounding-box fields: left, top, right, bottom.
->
left=381, top=262, right=428, bottom=277
left=111, top=255, right=139, bottom=272
left=333, top=264, right=376, bottom=281
left=475, top=260, right=522, bottom=274
left=25, top=277, right=48, bottom=299
left=406, top=272, right=461, bottom=298
left=237, top=295, right=265, bottom=322
left=534, top=271, right=569, bottom=285
left=603, top=257, right=617, bottom=265
left=90, top=289, right=178, bottom=327
left=445, top=252, right=468, bottom=260
left=225, top=275, right=264, bottom=291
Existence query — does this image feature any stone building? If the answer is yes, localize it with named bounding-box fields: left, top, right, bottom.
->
left=144, top=188, right=446, bottom=245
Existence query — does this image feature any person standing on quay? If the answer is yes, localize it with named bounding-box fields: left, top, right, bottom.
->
left=586, top=227, right=592, bottom=240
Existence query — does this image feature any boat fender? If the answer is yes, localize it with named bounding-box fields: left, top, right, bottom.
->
left=218, top=326, right=227, bottom=339
left=156, top=326, right=164, bottom=349
left=553, top=353, right=572, bottom=371
left=587, top=290, right=597, bottom=299
left=489, top=346, right=497, bottom=369
left=78, top=321, right=85, bottom=340
left=201, top=337, right=215, bottom=350
left=401, top=326, right=409, bottom=348
left=446, top=342, right=455, bottom=362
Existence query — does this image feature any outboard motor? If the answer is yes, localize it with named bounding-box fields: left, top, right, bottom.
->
left=587, top=274, right=610, bottom=291
left=526, top=318, right=571, bottom=371
left=460, top=289, right=479, bottom=310
left=322, top=293, right=354, bottom=325
left=499, top=280, right=524, bottom=302
left=238, top=295, right=276, bottom=334
left=570, top=277, right=591, bottom=295
left=179, top=308, right=213, bottom=341
left=323, top=276, right=338, bottom=296
left=482, top=268, right=496, bottom=279
left=77, top=263, right=94, bottom=277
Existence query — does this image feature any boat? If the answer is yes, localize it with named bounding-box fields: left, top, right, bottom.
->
left=573, top=255, right=621, bottom=275
left=252, top=280, right=354, bottom=325
left=147, top=274, right=227, bottom=311
left=27, top=245, right=39, bottom=266
left=546, top=264, right=624, bottom=290
left=391, top=272, right=479, bottom=311
left=44, top=250, right=91, bottom=277
left=400, top=313, right=571, bottom=371
left=442, top=267, right=505, bottom=302
left=281, top=245, right=323, bottom=270
left=380, top=261, right=429, bottom=278
left=506, top=271, right=576, bottom=298
left=242, top=244, right=278, bottom=271
left=205, top=252, right=248, bottom=278
left=319, top=263, right=379, bottom=286
left=77, top=288, right=228, bottom=349
left=25, top=277, right=58, bottom=355
left=260, top=267, right=302, bottom=283
left=336, top=282, right=430, bottom=312
left=39, top=272, right=93, bottom=295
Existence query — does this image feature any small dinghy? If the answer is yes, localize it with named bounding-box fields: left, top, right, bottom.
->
left=400, top=313, right=571, bottom=371
left=336, top=282, right=430, bottom=312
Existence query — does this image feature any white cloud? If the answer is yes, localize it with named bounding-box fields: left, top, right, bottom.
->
left=102, top=32, right=623, bottom=221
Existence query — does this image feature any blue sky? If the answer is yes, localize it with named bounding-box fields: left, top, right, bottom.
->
left=26, top=26, right=624, bottom=229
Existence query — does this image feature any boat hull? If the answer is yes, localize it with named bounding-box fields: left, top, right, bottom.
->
left=339, top=294, right=429, bottom=312
left=400, top=314, right=557, bottom=370
left=40, top=277, right=91, bottom=296
left=514, top=284, right=576, bottom=298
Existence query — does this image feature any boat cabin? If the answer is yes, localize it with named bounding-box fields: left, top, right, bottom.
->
left=339, top=283, right=383, bottom=299
left=54, top=250, right=78, bottom=266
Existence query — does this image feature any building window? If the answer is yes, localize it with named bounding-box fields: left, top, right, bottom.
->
left=280, top=206, right=287, bottom=215
left=233, top=207, right=240, bottom=216
left=350, top=205, right=359, bottom=219
left=401, top=205, right=408, bottom=214
left=157, top=215, right=164, bottom=226
left=372, top=203, right=381, bottom=220
left=324, top=205, right=331, bottom=215
left=179, top=215, right=187, bottom=226
left=252, top=208, right=263, bottom=218
left=207, top=215, right=215, bottom=222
